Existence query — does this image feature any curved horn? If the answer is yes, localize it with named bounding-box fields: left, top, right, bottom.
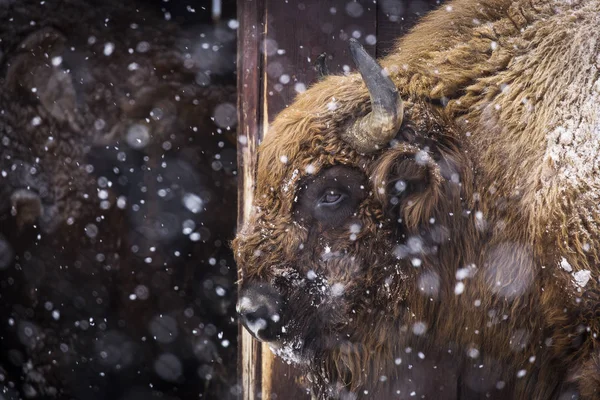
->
left=341, top=39, right=404, bottom=154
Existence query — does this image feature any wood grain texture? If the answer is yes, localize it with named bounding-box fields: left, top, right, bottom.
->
left=263, top=0, right=377, bottom=120
left=237, top=0, right=264, bottom=399
left=376, top=0, right=443, bottom=57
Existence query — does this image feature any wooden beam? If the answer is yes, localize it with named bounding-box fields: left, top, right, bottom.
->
left=376, top=0, right=442, bottom=57
left=236, top=0, right=264, bottom=399
left=262, top=0, right=377, bottom=119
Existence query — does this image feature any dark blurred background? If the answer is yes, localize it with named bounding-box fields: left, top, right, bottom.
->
left=0, top=1, right=239, bottom=399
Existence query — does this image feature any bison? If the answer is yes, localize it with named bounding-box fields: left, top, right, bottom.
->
left=0, top=0, right=238, bottom=399
left=234, top=0, right=600, bottom=398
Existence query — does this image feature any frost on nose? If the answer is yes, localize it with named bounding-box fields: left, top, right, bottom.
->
left=237, top=287, right=283, bottom=342
left=245, top=316, right=268, bottom=338
left=237, top=296, right=267, bottom=337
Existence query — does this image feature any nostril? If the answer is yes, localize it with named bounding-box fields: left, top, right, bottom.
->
left=238, top=285, right=284, bottom=342
left=242, top=313, right=268, bottom=337
left=244, top=305, right=269, bottom=324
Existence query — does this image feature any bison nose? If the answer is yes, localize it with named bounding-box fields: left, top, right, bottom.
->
left=237, top=284, right=283, bottom=342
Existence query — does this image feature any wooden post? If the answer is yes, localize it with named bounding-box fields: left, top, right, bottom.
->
left=236, top=0, right=264, bottom=399
left=236, top=1, right=442, bottom=398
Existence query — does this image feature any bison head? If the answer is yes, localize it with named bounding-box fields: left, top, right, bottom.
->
left=234, top=40, right=473, bottom=396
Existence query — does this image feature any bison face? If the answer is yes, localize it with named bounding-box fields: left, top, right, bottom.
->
left=234, top=41, right=470, bottom=392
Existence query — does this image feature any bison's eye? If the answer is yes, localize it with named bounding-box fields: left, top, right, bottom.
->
left=294, top=165, right=367, bottom=228
left=319, top=190, right=346, bottom=206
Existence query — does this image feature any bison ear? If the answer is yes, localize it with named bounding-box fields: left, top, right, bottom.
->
left=371, top=144, right=445, bottom=232
left=5, top=27, right=79, bottom=129
left=314, top=53, right=330, bottom=80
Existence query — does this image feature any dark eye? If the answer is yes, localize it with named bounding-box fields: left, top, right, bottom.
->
left=293, top=166, right=367, bottom=228
left=319, top=190, right=345, bottom=206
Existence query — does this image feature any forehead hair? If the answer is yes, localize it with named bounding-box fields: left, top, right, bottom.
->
left=256, top=73, right=372, bottom=193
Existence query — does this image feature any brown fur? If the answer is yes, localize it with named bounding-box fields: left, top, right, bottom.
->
left=235, top=0, right=600, bottom=398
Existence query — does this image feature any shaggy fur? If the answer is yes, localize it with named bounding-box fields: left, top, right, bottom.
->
left=234, top=0, right=600, bottom=398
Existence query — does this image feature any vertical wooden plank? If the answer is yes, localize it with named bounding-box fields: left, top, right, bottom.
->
left=376, top=0, right=443, bottom=56
left=263, top=0, right=377, bottom=119
left=237, top=0, right=265, bottom=399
